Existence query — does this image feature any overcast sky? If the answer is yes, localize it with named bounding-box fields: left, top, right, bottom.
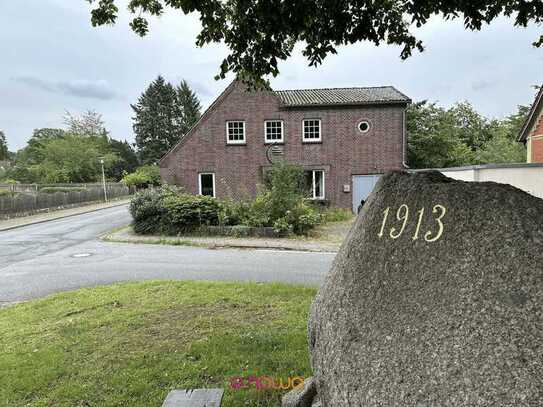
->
left=1, top=0, right=542, bottom=151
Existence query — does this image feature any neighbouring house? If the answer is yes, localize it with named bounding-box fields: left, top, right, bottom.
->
left=518, top=85, right=543, bottom=163
left=159, top=80, right=411, bottom=211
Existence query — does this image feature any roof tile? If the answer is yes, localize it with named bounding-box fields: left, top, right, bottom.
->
left=274, top=86, right=410, bottom=107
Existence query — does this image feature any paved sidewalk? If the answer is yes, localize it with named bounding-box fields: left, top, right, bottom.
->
left=0, top=199, right=130, bottom=231
left=103, top=220, right=354, bottom=253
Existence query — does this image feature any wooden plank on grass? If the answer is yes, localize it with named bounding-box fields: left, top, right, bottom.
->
left=162, top=389, right=224, bottom=407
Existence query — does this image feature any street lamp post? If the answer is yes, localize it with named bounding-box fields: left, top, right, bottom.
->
left=100, top=158, right=108, bottom=203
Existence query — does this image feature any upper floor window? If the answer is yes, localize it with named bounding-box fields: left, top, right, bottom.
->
left=226, top=121, right=246, bottom=144
left=303, top=119, right=321, bottom=142
left=265, top=120, right=284, bottom=143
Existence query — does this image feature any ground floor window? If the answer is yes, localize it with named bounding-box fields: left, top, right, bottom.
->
left=199, top=173, right=215, bottom=197
left=304, top=170, right=325, bottom=199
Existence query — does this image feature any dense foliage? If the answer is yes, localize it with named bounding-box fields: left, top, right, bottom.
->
left=132, top=76, right=201, bottom=164
left=407, top=102, right=527, bottom=168
left=177, top=80, right=202, bottom=136
left=129, top=187, right=169, bottom=234
left=129, top=186, right=220, bottom=234
left=3, top=111, right=139, bottom=183
left=0, top=130, right=8, bottom=161
left=87, top=0, right=543, bottom=86
left=130, top=163, right=323, bottom=236
left=122, top=165, right=161, bottom=189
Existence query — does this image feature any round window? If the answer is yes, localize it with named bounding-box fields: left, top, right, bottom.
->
left=358, top=120, right=370, bottom=133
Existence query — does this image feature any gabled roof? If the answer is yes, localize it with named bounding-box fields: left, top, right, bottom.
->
left=158, top=80, right=239, bottom=166
left=274, top=86, right=411, bottom=107
left=518, top=85, right=543, bottom=142
left=159, top=80, right=411, bottom=165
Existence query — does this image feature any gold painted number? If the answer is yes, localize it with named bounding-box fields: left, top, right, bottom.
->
left=377, top=203, right=447, bottom=242
left=389, top=204, right=409, bottom=239
left=424, top=204, right=446, bottom=242
left=412, top=207, right=425, bottom=240
left=378, top=207, right=390, bottom=238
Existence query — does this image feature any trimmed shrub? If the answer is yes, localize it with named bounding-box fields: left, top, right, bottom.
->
left=162, top=194, right=220, bottom=233
left=0, top=189, right=10, bottom=196
left=129, top=188, right=167, bottom=234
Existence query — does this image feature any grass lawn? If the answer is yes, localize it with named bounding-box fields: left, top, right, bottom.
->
left=0, top=281, right=317, bottom=407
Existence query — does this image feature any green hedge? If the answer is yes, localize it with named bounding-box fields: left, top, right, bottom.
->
left=0, top=189, right=11, bottom=196
left=129, top=187, right=220, bottom=235
left=162, top=194, right=220, bottom=234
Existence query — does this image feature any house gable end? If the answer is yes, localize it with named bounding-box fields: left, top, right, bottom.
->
left=518, top=86, right=543, bottom=143
left=159, top=79, right=247, bottom=166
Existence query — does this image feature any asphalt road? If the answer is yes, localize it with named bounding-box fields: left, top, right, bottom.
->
left=0, top=205, right=334, bottom=303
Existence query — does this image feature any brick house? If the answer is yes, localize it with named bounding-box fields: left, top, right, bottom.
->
left=159, top=80, right=410, bottom=211
left=518, top=86, right=543, bottom=163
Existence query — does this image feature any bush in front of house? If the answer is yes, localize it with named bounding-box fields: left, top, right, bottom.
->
left=215, top=163, right=322, bottom=234
left=129, top=187, right=168, bottom=234
left=162, top=193, right=220, bottom=234
left=0, top=188, right=11, bottom=196
left=129, top=162, right=324, bottom=236
left=130, top=185, right=220, bottom=235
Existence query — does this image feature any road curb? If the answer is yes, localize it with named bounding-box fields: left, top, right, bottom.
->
left=102, top=228, right=339, bottom=254
left=0, top=201, right=130, bottom=233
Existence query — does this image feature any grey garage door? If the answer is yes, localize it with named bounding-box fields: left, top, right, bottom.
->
left=352, top=174, right=381, bottom=213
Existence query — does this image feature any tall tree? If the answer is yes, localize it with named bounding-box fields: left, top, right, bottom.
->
left=132, top=75, right=183, bottom=164
left=28, top=134, right=119, bottom=183
left=476, top=130, right=526, bottom=164
left=88, top=1, right=543, bottom=85
left=176, top=80, right=201, bottom=135
left=64, top=110, right=108, bottom=137
left=22, top=128, right=66, bottom=165
left=449, top=102, right=494, bottom=151
left=407, top=101, right=475, bottom=169
left=407, top=101, right=528, bottom=169
left=0, top=130, right=8, bottom=161
left=107, top=139, right=140, bottom=180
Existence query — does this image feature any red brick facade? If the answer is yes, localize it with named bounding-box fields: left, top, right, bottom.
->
left=159, top=81, right=408, bottom=209
left=518, top=86, right=543, bottom=163
left=529, top=116, right=543, bottom=163
left=532, top=136, right=543, bottom=163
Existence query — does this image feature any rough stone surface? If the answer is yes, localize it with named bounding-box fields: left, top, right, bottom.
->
left=309, top=171, right=543, bottom=406
left=282, top=377, right=318, bottom=407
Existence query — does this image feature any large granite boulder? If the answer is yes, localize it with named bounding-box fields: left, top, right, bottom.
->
left=308, top=171, right=543, bottom=406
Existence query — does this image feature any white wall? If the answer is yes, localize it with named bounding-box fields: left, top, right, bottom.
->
left=435, top=164, right=543, bottom=200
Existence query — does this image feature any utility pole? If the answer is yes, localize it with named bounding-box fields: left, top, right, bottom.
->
left=100, top=158, right=108, bottom=202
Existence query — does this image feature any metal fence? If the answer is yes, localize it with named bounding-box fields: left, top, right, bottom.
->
left=0, top=183, right=133, bottom=219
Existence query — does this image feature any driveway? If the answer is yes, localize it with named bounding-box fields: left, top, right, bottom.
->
left=0, top=205, right=334, bottom=303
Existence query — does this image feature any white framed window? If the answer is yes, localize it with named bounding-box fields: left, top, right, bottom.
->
left=199, top=173, right=215, bottom=197
left=226, top=121, right=246, bottom=144
left=302, top=119, right=321, bottom=142
left=264, top=120, right=284, bottom=143
left=304, top=170, right=325, bottom=200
